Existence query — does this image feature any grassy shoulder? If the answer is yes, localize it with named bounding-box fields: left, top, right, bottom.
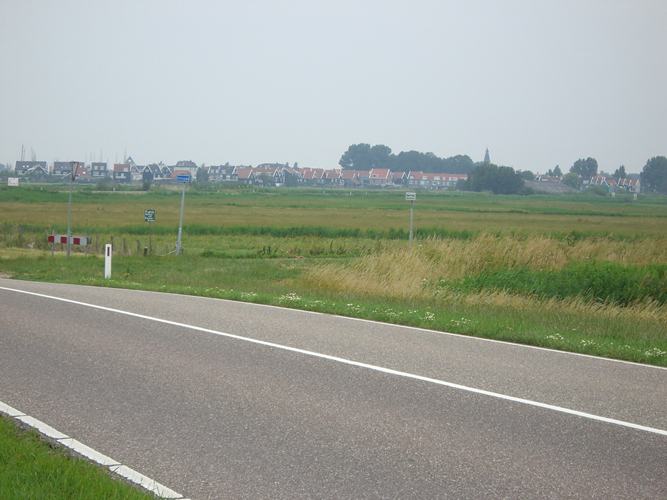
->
left=1, top=248, right=665, bottom=367
left=0, top=414, right=157, bottom=500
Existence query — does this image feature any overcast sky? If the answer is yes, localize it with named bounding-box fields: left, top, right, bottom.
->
left=1, top=0, right=665, bottom=173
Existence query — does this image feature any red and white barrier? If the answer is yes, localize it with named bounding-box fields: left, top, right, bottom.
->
left=47, top=235, right=92, bottom=246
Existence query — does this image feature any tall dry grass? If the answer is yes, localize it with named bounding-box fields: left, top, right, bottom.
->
left=303, top=233, right=667, bottom=323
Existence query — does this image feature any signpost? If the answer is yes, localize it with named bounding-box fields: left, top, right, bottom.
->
left=67, top=161, right=82, bottom=259
left=144, top=209, right=155, bottom=253
left=8, top=177, right=19, bottom=187
left=405, top=192, right=416, bottom=247
left=176, top=175, right=190, bottom=255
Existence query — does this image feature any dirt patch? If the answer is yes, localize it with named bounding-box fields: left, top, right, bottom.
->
left=0, top=273, right=14, bottom=278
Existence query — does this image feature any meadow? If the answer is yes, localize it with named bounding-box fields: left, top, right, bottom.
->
left=1, top=183, right=667, bottom=366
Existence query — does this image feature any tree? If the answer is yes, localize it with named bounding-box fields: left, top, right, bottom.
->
left=561, top=172, right=580, bottom=189
left=339, top=143, right=392, bottom=170
left=370, top=144, right=392, bottom=169
left=519, top=170, right=534, bottom=181
left=467, top=163, right=524, bottom=195
left=340, top=144, right=474, bottom=174
left=258, top=172, right=275, bottom=186
left=196, top=168, right=209, bottom=183
left=640, top=156, right=667, bottom=194
left=284, top=172, right=298, bottom=187
left=613, top=165, right=627, bottom=179
left=570, top=158, right=598, bottom=178
left=553, top=165, right=562, bottom=177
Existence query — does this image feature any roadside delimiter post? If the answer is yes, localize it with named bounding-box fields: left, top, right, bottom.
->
left=104, top=244, right=112, bottom=279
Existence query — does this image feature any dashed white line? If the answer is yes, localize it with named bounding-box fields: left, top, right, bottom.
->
left=3, top=286, right=667, bottom=437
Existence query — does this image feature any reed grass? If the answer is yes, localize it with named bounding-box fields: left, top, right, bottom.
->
left=304, top=233, right=667, bottom=297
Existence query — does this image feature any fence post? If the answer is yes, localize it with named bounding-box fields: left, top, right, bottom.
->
left=51, top=229, right=55, bottom=257
left=84, top=231, right=88, bottom=258
left=123, top=237, right=126, bottom=254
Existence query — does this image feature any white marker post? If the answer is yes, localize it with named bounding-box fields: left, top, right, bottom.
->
left=104, top=244, right=112, bottom=279
left=405, top=192, right=416, bottom=247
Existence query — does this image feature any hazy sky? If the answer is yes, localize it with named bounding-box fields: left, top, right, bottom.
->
left=1, top=0, right=665, bottom=173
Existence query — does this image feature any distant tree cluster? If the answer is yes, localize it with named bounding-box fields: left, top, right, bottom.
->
left=569, top=158, right=598, bottom=178
left=339, top=144, right=474, bottom=173
left=460, top=163, right=525, bottom=195
left=561, top=172, right=580, bottom=188
left=640, top=156, right=667, bottom=194
left=545, top=165, right=562, bottom=177
left=613, top=165, right=626, bottom=179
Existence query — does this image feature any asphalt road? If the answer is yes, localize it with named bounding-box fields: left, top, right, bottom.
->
left=1, top=278, right=666, bottom=499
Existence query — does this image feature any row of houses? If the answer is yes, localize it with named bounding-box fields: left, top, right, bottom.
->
left=13, top=159, right=470, bottom=190
left=533, top=173, right=640, bottom=193
left=583, top=174, right=640, bottom=193
left=14, top=158, right=638, bottom=193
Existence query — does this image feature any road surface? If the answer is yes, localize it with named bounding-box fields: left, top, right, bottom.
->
left=1, top=279, right=666, bottom=499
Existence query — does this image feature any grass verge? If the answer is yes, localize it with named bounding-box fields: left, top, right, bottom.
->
left=0, top=414, right=157, bottom=499
left=1, top=248, right=665, bottom=367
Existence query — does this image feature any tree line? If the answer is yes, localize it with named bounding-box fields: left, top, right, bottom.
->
left=339, top=144, right=475, bottom=174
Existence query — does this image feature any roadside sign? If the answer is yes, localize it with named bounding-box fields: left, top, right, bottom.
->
left=144, top=209, right=155, bottom=222
left=176, top=174, right=191, bottom=183
left=405, top=192, right=416, bottom=201
left=8, top=177, right=19, bottom=187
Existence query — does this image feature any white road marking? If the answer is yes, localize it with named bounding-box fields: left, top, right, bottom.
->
left=0, top=402, right=184, bottom=499
left=16, top=415, right=68, bottom=439
left=3, top=286, right=667, bottom=437
left=0, top=401, right=25, bottom=417
left=215, top=292, right=667, bottom=371
left=109, top=465, right=184, bottom=499
left=58, top=438, right=120, bottom=466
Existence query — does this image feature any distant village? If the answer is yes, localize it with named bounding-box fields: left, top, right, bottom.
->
left=10, top=157, right=470, bottom=190
left=8, top=155, right=640, bottom=194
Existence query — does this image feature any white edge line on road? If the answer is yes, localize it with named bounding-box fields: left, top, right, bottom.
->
left=197, top=293, right=667, bottom=371
left=4, top=286, right=667, bottom=438
left=0, top=403, right=184, bottom=499
left=9, top=279, right=664, bottom=371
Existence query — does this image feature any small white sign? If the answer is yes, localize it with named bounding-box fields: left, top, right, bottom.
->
left=405, top=192, right=416, bottom=201
left=8, top=177, right=19, bottom=187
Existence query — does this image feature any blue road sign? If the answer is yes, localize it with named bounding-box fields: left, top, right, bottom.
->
left=176, top=175, right=191, bottom=182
